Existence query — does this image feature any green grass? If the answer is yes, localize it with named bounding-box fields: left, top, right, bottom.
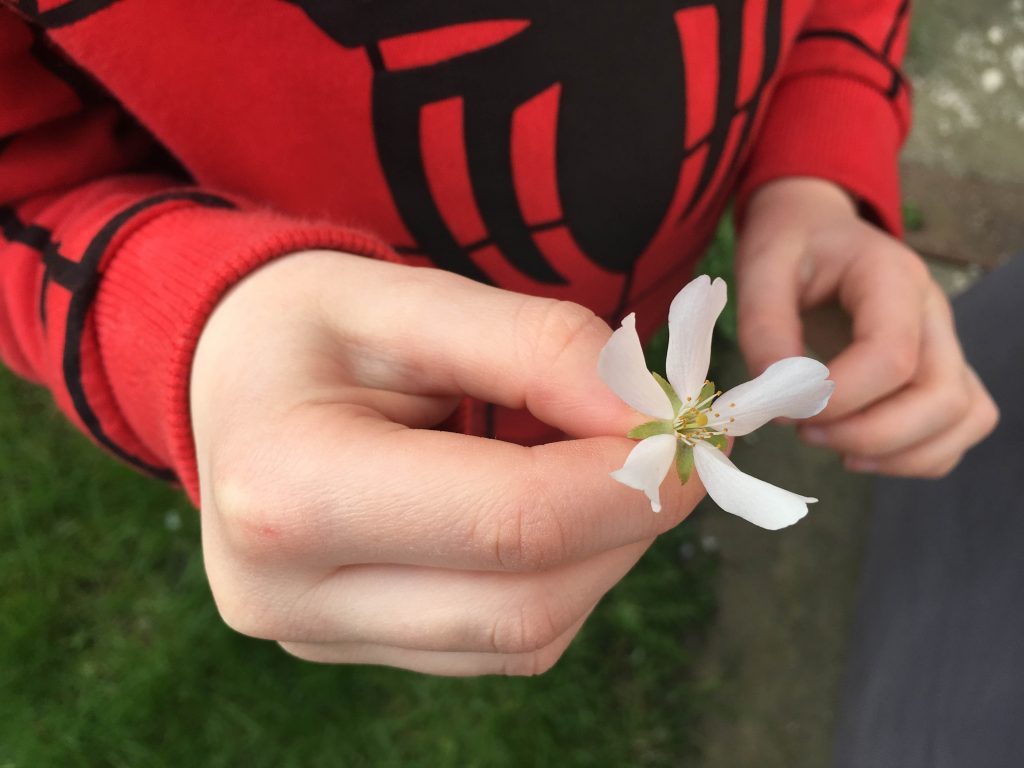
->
left=0, top=364, right=719, bottom=767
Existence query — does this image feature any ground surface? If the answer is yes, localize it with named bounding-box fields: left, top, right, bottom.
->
left=903, top=0, right=1024, bottom=182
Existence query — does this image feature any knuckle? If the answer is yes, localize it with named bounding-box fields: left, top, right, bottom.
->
left=867, top=238, right=920, bottom=271
left=210, top=455, right=309, bottom=562
left=501, top=645, right=566, bottom=677
left=277, top=641, right=314, bottom=662
left=857, top=241, right=895, bottom=272
left=215, top=485, right=286, bottom=561
left=927, top=284, right=955, bottom=320
left=531, top=643, right=568, bottom=675
left=899, top=249, right=932, bottom=282
left=881, top=344, right=918, bottom=386
left=490, top=486, right=572, bottom=572
left=934, top=384, right=969, bottom=421
left=528, top=299, right=603, bottom=370
left=490, top=595, right=565, bottom=655
left=278, top=641, right=332, bottom=664
left=211, top=584, right=282, bottom=640
left=980, top=398, right=1001, bottom=434
left=826, top=417, right=881, bottom=455
left=924, top=456, right=962, bottom=480
left=837, top=429, right=881, bottom=457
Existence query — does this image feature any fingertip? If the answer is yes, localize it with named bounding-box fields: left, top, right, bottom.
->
left=844, top=456, right=879, bottom=474
left=801, top=399, right=847, bottom=426
left=799, top=425, right=829, bottom=445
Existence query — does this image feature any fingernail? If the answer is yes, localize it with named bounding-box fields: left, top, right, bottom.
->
left=845, top=458, right=879, bottom=473
left=801, top=426, right=828, bottom=445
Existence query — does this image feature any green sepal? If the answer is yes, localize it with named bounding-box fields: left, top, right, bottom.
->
left=675, top=442, right=694, bottom=485
left=627, top=420, right=675, bottom=440
left=651, top=371, right=682, bottom=414
left=705, top=434, right=728, bottom=452
left=697, top=379, right=716, bottom=404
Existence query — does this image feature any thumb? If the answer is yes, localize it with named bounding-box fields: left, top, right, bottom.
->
left=735, top=242, right=806, bottom=376
left=322, top=258, right=639, bottom=438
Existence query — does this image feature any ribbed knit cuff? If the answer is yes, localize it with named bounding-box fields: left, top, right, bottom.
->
left=737, top=74, right=907, bottom=238
left=93, top=195, right=398, bottom=506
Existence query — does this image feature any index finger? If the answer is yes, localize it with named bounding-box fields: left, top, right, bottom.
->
left=215, top=406, right=705, bottom=573
left=809, top=251, right=926, bottom=422
left=316, top=256, right=641, bottom=438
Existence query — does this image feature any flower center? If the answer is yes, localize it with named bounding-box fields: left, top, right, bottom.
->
left=672, top=381, right=734, bottom=445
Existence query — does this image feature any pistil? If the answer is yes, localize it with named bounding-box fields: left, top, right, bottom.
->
left=673, top=380, right=727, bottom=443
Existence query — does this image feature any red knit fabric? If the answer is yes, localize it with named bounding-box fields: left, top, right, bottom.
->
left=0, top=0, right=911, bottom=506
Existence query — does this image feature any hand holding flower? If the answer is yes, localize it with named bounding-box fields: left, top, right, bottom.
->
left=189, top=250, right=707, bottom=676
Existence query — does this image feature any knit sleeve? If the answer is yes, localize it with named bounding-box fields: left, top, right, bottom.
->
left=0, top=10, right=395, bottom=504
left=737, top=0, right=912, bottom=236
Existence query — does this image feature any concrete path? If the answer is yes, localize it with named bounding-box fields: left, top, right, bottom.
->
left=902, top=0, right=1024, bottom=181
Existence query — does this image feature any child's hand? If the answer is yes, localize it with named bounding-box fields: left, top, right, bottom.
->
left=735, top=177, right=999, bottom=478
left=189, top=251, right=705, bottom=676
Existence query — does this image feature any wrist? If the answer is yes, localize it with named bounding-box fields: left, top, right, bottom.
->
left=745, top=177, right=858, bottom=224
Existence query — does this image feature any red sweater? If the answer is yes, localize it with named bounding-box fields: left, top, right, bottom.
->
left=0, top=0, right=910, bottom=505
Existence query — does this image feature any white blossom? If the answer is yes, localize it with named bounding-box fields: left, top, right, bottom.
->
left=598, top=276, right=834, bottom=530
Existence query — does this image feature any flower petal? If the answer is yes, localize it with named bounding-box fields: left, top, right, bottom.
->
left=598, top=313, right=674, bottom=420
left=692, top=441, right=814, bottom=530
left=666, top=276, right=728, bottom=404
left=707, top=357, right=834, bottom=436
left=610, top=434, right=678, bottom=513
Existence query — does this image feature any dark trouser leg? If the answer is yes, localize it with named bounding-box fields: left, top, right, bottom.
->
left=833, top=255, right=1024, bottom=768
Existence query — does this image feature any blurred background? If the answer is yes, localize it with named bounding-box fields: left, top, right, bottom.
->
left=2, top=0, right=1022, bottom=765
